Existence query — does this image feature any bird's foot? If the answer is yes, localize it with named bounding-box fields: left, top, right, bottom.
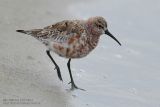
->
left=68, top=81, right=85, bottom=91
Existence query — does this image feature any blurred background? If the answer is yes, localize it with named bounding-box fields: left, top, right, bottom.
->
left=0, top=0, right=160, bottom=107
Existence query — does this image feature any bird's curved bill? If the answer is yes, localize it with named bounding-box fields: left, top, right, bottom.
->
left=105, top=30, right=121, bottom=46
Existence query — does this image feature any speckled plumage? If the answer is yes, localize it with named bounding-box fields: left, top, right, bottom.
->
left=17, top=16, right=121, bottom=90
left=17, top=17, right=109, bottom=58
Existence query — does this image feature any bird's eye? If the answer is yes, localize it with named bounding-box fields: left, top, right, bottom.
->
left=98, top=25, right=104, bottom=29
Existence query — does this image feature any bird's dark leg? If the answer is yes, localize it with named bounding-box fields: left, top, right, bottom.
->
left=46, top=50, right=63, bottom=81
left=67, top=58, right=85, bottom=91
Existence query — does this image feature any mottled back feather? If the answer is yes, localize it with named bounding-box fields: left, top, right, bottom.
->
left=26, top=20, right=86, bottom=44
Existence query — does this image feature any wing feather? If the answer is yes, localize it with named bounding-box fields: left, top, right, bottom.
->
left=37, top=20, right=86, bottom=43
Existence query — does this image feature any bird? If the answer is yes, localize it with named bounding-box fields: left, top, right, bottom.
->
left=16, top=16, right=121, bottom=90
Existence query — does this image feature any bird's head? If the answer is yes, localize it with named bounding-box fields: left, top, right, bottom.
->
left=87, top=16, right=121, bottom=46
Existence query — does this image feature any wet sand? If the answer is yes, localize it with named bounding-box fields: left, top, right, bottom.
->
left=0, top=0, right=160, bottom=107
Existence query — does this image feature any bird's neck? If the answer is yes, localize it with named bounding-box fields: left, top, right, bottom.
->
left=88, top=34, right=100, bottom=49
left=85, top=22, right=101, bottom=49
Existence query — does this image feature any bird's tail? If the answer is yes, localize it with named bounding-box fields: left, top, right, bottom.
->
left=16, top=29, right=42, bottom=35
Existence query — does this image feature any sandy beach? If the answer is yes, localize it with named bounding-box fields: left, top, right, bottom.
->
left=0, top=0, right=160, bottom=107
